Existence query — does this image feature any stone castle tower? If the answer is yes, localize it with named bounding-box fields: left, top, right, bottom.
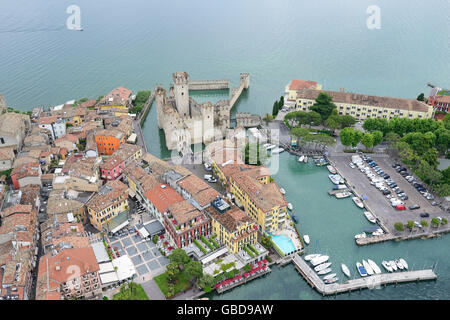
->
left=172, top=72, right=190, bottom=118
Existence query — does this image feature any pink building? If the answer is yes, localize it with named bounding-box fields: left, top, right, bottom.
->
left=100, top=156, right=124, bottom=180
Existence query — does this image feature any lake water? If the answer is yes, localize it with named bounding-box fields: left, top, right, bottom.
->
left=2, top=0, right=450, bottom=299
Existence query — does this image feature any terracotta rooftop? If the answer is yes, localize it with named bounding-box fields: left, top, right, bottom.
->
left=176, top=174, right=210, bottom=196
left=145, top=184, right=184, bottom=214
left=288, top=79, right=319, bottom=91
left=206, top=205, right=255, bottom=236
left=113, top=143, right=142, bottom=162
left=100, top=155, right=124, bottom=171
left=86, top=180, right=128, bottom=212
left=168, top=200, right=201, bottom=226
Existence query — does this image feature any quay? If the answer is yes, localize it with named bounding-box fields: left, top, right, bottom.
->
left=291, top=254, right=437, bottom=296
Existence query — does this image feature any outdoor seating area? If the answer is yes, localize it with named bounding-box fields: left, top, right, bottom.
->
left=203, top=251, right=244, bottom=276
left=214, top=259, right=270, bottom=291
left=236, top=242, right=268, bottom=264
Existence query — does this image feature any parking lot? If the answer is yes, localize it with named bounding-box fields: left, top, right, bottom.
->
left=329, top=154, right=448, bottom=234
left=106, top=229, right=169, bottom=279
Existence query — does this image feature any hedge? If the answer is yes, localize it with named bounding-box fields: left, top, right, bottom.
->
left=200, top=235, right=214, bottom=250
left=243, top=246, right=255, bottom=258
left=248, top=244, right=258, bottom=255
left=210, top=237, right=220, bottom=249
left=193, top=239, right=207, bottom=254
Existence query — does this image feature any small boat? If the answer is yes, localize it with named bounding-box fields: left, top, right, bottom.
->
left=323, top=273, right=337, bottom=281
left=266, top=144, right=276, bottom=150
left=303, top=234, right=310, bottom=245
left=341, top=264, right=351, bottom=278
left=304, top=254, right=321, bottom=261
left=399, top=258, right=408, bottom=270
left=303, top=156, right=308, bottom=163
left=324, top=277, right=338, bottom=284
left=372, top=229, right=384, bottom=236
left=395, top=259, right=404, bottom=270
left=362, top=260, right=374, bottom=275
left=381, top=261, right=393, bottom=272
left=389, top=260, right=398, bottom=271
left=310, top=255, right=329, bottom=266
left=314, top=262, right=332, bottom=272
left=356, top=262, right=368, bottom=277
left=364, top=226, right=380, bottom=233
left=287, top=203, right=293, bottom=211
left=368, top=259, right=382, bottom=274
left=363, top=211, right=376, bottom=223
left=317, top=268, right=332, bottom=275
left=327, top=165, right=337, bottom=174
left=335, top=191, right=351, bottom=199
left=280, top=188, right=286, bottom=195
left=332, top=184, right=347, bottom=190
left=272, top=147, right=284, bottom=154
left=354, top=232, right=367, bottom=239
left=328, top=174, right=344, bottom=185
left=352, top=197, right=364, bottom=209
left=298, top=155, right=305, bottom=162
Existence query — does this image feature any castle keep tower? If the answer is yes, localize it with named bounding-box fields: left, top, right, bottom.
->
left=172, top=72, right=190, bottom=118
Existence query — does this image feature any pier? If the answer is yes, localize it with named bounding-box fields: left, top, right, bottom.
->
left=291, top=254, right=437, bottom=296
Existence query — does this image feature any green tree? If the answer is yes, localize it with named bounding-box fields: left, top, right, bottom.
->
left=272, top=101, right=279, bottom=117
left=420, top=220, right=428, bottom=228
left=324, top=115, right=340, bottom=133
left=168, top=248, right=191, bottom=268
left=166, top=263, right=180, bottom=284
left=372, top=130, right=383, bottom=147
left=310, top=92, right=336, bottom=122
left=197, top=273, right=215, bottom=291
left=340, top=127, right=354, bottom=148
left=406, top=220, right=415, bottom=230
left=417, top=93, right=425, bottom=101
left=361, top=132, right=374, bottom=150
left=434, top=128, right=450, bottom=154
left=442, top=218, right=448, bottom=225
left=431, top=217, right=441, bottom=227
left=394, top=222, right=404, bottom=232
left=185, top=260, right=203, bottom=282
left=339, top=115, right=356, bottom=128
left=351, top=129, right=363, bottom=148
left=443, top=114, right=450, bottom=130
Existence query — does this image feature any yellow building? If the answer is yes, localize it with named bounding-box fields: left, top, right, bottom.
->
left=86, top=180, right=129, bottom=231
left=294, top=89, right=433, bottom=121
left=205, top=201, right=258, bottom=254
left=285, top=79, right=322, bottom=104
left=216, top=162, right=288, bottom=233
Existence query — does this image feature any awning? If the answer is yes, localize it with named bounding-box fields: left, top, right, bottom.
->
left=110, top=220, right=130, bottom=234
left=138, top=227, right=149, bottom=238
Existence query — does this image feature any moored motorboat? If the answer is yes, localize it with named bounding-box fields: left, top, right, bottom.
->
left=381, top=261, right=393, bottom=272
left=303, top=234, right=310, bottom=245
left=368, top=259, right=382, bottom=274
left=352, top=197, right=364, bottom=209
left=329, top=174, right=344, bottom=185
left=395, top=259, right=404, bottom=270
left=355, top=232, right=367, bottom=239
left=280, top=188, right=286, bottom=195
left=335, top=191, right=351, bottom=199
left=389, top=260, right=398, bottom=271
left=362, top=259, right=374, bottom=275
left=372, top=228, right=384, bottom=236
left=317, top=268, right=332, bottom=275
left=304, top=156, right=308, bottom=163
left=272, top=147, right=284, bottom=154
left=314, top=262, right=332, bottom=272
left=399, top=258, right=408, bottom=270
left=310, top=255, right=329, bottom=266
left=287, top=203, right=293, bottom=210
left=324, top=277, right=338, bottom=284
left=327, top=165, right=337, bottom=174
left=356, top=262, right=367, bottom=277
left=304, top=254, right=321, bottom=261
left=363, top=211, right=377, bottom=223
left=298, top=155, right=305, bottom=162
left=323, top=273, right=337, bottom=281
left=341, top=263, right=351, bottom=278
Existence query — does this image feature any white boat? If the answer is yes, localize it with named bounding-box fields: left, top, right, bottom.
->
left=363, top=211, right=376, bottom=223
left=323, top=273, right=337, bottom=281
left=399, top=258, right=408, bottom=270
left=352, top=197, right=364, bottom=209
left=354, top=232, right=367, bottom=239
left=372, top=229, right=384, bottom=236
left=303, top=156, right=308, bottom=163
left=381, top=261, right=393, bottom=272
left=280, top=188, right=286, bottom=195
left=298, top=155, right=305, bottom=162
left=304, top=254, right=321, bottom=261
left=368, top=259, right=382, bottom=274
left=362, top=260, right=374, bottom=275
left=328, top=174, right=344, bottom=185
left=303, top=234, right=310, bottom=245
left=324, top=277, right=338, bottom=284
left=310, top=255, right=329, bottom=266
left=395, top=259, right=404, bottom=270
left=327, top=165, right=337, bottom=174
left=341, top=264, right=351, bottom=278
left=389, top=260, right=398, bottom=271
left=317, top=268, right=332, bottom=275
left=335, top=191, right=351, bottom=199
left=266, top=144, right=276, bottom=150
left=356, top=262, right=368, bottom=277
left=287, top=203, right=293, bottom=211
left=272, top=147, right=284, bottom=154
left=314, top=262, right=332, bottom=272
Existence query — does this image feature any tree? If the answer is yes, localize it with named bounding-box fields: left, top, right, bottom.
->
left=324, top=116, right=340, bottom=133
left=272, top=101, right=279, bottom=117
left=361, top=132, right=374, bottom=150
left=394, top=222, right=404, bottom=232
left=310, top=92, right=336, bottom=122
left=443, top=114, right=450, bottom=130
left=406, top=220, right=415, bottom=230
left=420, top=220, right=428, bottom=228
left=291, top=127, right=308, bottom=139
left=339, top=115, right=356, bottom=128
left=384, top=132, right=400, bottom=147
left=197, top=273, right=215, bottom=292
left=340, top=127, right=354, bottom=148
left=442, top=218, right=448, bottom=225
left=372, top=130, right=383, bottom=147
left=185, top=260, right=203, bottom=282
left=417, top=93, right=425, bottom=101
left=351, top=129, right=363, bottom=148
left=168, top=248, right=191, bottom=268
left=278, top=96, right=284, bottom=110
left=263, top=113, right=273, bottom=125
left=244, top=143, right=266, bottom=166
left=431, top=217, right=441, bottom=227
left=166, top=263, right=180, bottom=284
left=434, top=128, right=450, bottom=154
left=260, top=234, right=273, bottom=249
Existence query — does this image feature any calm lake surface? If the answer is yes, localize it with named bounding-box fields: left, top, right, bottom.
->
left=2, top=0, right=450, bottom=299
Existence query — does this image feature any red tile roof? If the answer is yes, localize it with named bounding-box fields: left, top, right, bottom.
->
left=144, top=184, right=183, bottom=213
left=288, top=79, right=319, bottom=91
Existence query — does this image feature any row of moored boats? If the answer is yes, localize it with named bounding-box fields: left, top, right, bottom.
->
left=356, top=258, right=409, bottom=277
left=305, top=254, right=338, bottom=284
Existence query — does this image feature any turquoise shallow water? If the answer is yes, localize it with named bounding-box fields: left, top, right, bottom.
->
left=209, top=152, right=450, bottom=300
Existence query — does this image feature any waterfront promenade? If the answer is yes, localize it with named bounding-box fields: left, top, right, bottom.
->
left=291, top=254, right=437, bottom=296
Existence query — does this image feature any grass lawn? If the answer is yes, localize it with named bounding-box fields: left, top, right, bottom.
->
left=154, top=271, right=191, bottom=298
left=113, top=283, right=149, bottom=300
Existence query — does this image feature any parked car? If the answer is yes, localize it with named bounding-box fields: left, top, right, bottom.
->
left=420, top=212, right=430, bottom=218
left=409, top=204, right=420, bottom=210
left=414, top=221, right=422, bottom=228
left=395, top=204, right=406, bottom=210
left=400, top=171, right=409, bottom=177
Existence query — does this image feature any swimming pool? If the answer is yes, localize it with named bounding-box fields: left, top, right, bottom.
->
left=267, top=232, right=296, bottom=255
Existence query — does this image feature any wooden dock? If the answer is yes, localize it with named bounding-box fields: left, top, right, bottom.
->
left=291, top=254, right=437, bottom=296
